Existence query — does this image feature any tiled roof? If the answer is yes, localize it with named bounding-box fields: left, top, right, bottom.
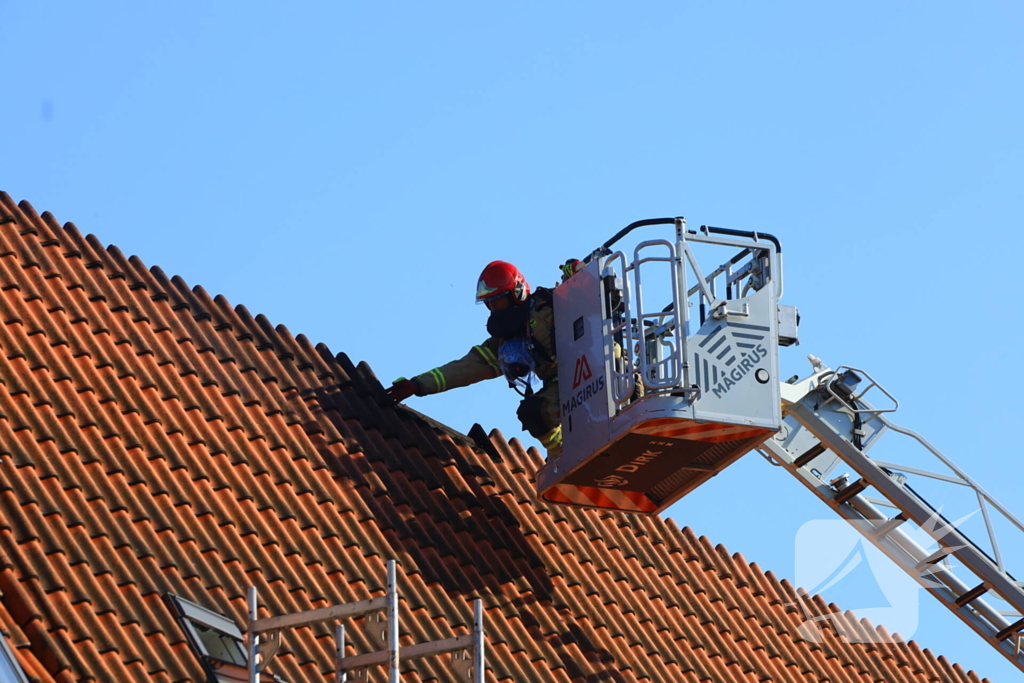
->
left=0, top=192, right=989, bottom=682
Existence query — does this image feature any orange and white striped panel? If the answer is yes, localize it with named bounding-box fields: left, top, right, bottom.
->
left=543, top=483, right=658, bottom=513
left=632, top=418, right=772, bottom=443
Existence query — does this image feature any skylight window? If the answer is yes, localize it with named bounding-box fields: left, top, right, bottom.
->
left=166, top=594, right=250, bottom=682
left=166, top=594, right=288, bottom=683
left=0, top=635, right=30, bottom=683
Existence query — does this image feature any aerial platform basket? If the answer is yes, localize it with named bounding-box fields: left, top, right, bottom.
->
left=536, top=218, right=797, bottom=514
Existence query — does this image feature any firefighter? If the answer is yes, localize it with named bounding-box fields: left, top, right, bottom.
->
left=386, top=260, right=563, bottom=458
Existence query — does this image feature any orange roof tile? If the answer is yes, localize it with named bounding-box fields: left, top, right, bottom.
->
left=0, top=192, right=992, bottom=682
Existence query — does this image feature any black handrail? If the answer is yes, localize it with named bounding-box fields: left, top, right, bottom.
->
left=597, top=218, right=782, bottom=255
left=699, top=225, right=782, bottom=253
left=600, top=217, right=681, bottom=251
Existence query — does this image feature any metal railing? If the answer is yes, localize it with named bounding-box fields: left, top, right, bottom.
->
left=246, top=560, right=485, bottom=683
left=761, top=360, right=1024, bottom=671
left=600, top=218, right=780, bottom=406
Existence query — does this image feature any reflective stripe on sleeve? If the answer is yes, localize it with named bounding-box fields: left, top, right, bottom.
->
left=540, top=425, right=562, bottom=448
left=429, top=368, right=447, bottom=393
left=474, top=345, right=501, bottom=374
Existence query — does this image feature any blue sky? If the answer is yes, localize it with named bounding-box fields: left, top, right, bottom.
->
left=6, top=1, right=1024, bottom=678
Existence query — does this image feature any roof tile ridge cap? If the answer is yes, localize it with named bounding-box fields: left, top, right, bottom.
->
left=948, top=655, right=988, bottom=683
left=741, top=560, right=799, bottom=611
left=60, top=219, right=85, bottom=244
left=249, top=313, right=309, bottom=379
left=505, top=434, right=547, bottom=473
left=953, top=658, right=988, bottom=683
left=487, top=440, right=548, bottom=508
left=111, top=249, right=155, bottom=293
left=474, top=431, right=533, bottom=493
left=725, top=555, right=782, bottom=613
left=313, top=340, right=342, bottom=372
left=905, top=636, right=974, bottom=681
left=900, top=637, right=938, bottom=674
left=59, top=227, right=140, bottom=313
left=83, top=232, right=111, bottom=264
left=176, top=287, right=285, bottom=402
left=292, top=333, right=339, bottom=379
left=352, top=358, right=388, bottom=395
left=214, top=309, right=353, bottom=450
left=933, top=649, right=990, bottom=683
left=0, top=200, right=45, bottom=253
left=229, top=304, right=293, bottom=377
left=647, top=518, right=697, bottom=565
left=669, top=523, right=703, bottom=559
left=486, top=427, right=544, bottom=470
left=264, top=321, right=337, bottom=390
left=34, top=211, right=66, bottom=246
left=187, top=284, right=240, bottom=338
left=866, top=623, right=921, bottom=673
left=638, top=516, right=695, bottom=574
left=167, top=273, right=199, bottom=312
left=125, top=253, right=150, bottom=278
left=14, top=199, right=41, bottom=225
left=693, top=533, right=735, bottom=576
left=144, top=264, right=174, bottom=302
left=829, top=608, right=916, bottom=681
left=59, top=222, right=111, bottom=275
left=765, top=575, right=819, bottom=630
left=0, top=191, right=18, bottom=219
left=849, top=613, right=897, bottom=653
left=215, top=310, right=269, bottom=376
left=99, top=242, right=131, bottom=278
left=330, top=351, right=363, bottom=388
left=169, top=279, right=255, bottom=380
left=870, top=624, right=936, bottom=679
left=613, top=514, right=662, bottom=570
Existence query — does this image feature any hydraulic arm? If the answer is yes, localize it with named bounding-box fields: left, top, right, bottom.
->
left=761, top=357, right=1024, bottom=672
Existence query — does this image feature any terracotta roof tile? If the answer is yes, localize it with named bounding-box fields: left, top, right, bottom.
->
left=0, top=192, right=995, bottom=682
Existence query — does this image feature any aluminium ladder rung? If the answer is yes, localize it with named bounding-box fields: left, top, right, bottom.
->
left=762, top=404, right=1024, bottom=673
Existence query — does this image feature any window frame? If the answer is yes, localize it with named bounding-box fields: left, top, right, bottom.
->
left=0, top=633, right=31, bottom=683
left=165, top=593, right=249, bottom=669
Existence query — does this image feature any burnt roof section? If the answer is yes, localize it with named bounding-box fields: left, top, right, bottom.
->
left=0, top=192, right=990, bottom=682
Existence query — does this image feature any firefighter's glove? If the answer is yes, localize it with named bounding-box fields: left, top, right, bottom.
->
left=387, top=378, right=419, bottom=403
left=560, top=259, right=582, bottom=282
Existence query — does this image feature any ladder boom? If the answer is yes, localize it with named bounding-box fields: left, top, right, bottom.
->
left=761, top=359, right=1024, bottom=672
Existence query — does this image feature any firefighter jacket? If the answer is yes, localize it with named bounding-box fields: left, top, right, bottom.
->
left=412, top=289, right=556, bottom=396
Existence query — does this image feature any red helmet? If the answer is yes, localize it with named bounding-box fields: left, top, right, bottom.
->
left=476, top=261, right=530, bottom=305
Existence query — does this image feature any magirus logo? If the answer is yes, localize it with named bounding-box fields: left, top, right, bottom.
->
left=594, top=475, right=629, bottom=487
left=695, top=343, right=769, bottom=399
left=695, top=323, right=771, bottom=399
left=563, top=353, right=606, bottom=415
left=710, top=344, right=769, bottom=398
left=572, top=354, right=593, bottom=389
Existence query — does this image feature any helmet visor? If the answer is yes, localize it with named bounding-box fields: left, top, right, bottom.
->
left=481, top=292, right=514, bottom=311
left=476, top=279, right=500, bottom=302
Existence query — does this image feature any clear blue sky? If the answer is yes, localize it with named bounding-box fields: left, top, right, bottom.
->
left=6, top=1, right=1024, bottom=678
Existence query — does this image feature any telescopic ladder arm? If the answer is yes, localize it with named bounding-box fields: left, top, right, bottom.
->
left=760, top=358, right=1024, bottom=673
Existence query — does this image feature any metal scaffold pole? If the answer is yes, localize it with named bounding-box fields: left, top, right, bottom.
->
left=247, top=560, right=486, bottom=683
